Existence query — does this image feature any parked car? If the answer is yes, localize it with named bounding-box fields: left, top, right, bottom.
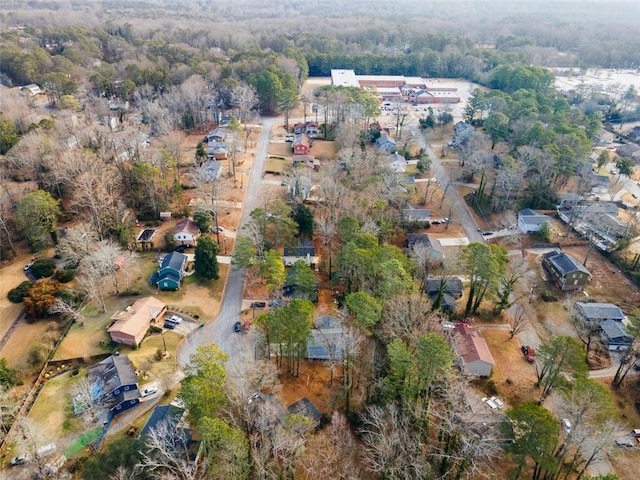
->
left=562, top=418, right=572, bottom=434
left=163, top=321, right=176, bottom=330
left=141, top=386, right=158, bottom=397
left=490, top=396, right=505, bottom=409
left=233, top=321, right=242, bottom=333
left=482, top=231, right=493, bottom=236
left=631, top=429, right=640, bottom=437
left=174, top=245, right=187, bottom=253
left=615, top=439, right=635, bottom=448
left=168, top=315, right=182, bottom=324
left=23, top=262, right=34, bottom=271
left=11, top=455, right=27, bottom=466
left=250, top=301, right=266, bottom=309
left=247, top=392, right=260, bottom=403
left=522, top=345, right=536, bottom=363
left=482, top=397, right=499, bottom=411
left=211, top=226, right=225, bottom=233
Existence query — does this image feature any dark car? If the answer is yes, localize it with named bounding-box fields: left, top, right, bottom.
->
left=233, top=321, right=242, bottom=332
left=482, top=231, right=493, bottom=236
left=163, top=322, right=176, bottom=330
left=250, top=301, right=266, bottom=309
left=174, top=245, right=188, bottom=253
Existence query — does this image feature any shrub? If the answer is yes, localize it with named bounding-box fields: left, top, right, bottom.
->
left=8, top=281, right=33, bottom=303
left=485, top=379, right=499, bottom=396
left=54, top=268, right=76, bottom=283
left=30, top=259, right=56, bottom=278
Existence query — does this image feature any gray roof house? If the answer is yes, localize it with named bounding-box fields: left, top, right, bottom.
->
left=600, top=320, right=633, bottom=350
left=542, top=250, right=590, bottom=291
left=402, top=208, right=431, bottom=224
left=87, top=355, right=140, bottom=415
left=425, top=276, right=463, bottom=312
left=517, top=209, right=551, bottom=233
left=287, top=398, right=322, bottom=430
left=306, top=315, right=351, bottom=360
left=375, top=135, right=397, bottom=153
left=388, top=152, right=407, bottom=173
left=575, top=302, right=625, bottom=324
left=198, top=160, right=223, bottom=182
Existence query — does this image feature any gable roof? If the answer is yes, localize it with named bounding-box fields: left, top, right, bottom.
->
left=161, top=251, right=187, bottom=272
left=140, top=404, right=185, bottom=437
left=518, top=209, right=551, bottom=225
left=375, top=135, right=396, bottom=147
left=108, top=297, right=166, bottom=338
left=600, top=319, right=632, bottom=342
left=424, top=277, right=463, bottom=295
left=87, top=354, right=138, bottom=394
left=543, top=250, right=590, bottom=275
left=453, top=323, right=495, bottom=366
left=576, top=302, right=625, bottom=322
left=287, top=397, right=322, bottom=425
left=284, top=241, right=315, bottom=257
left=174, top=218, right=200, bottom=237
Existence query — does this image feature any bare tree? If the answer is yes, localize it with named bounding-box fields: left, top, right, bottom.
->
left=299, top=411, right=361, bottom=480
left=359, top=402, right=430, bottom=479
left=138, top=419, right=208, bottom=480
left=379, top=293, right=441, bottom=348
left=509, top=304, right=531, bottom=339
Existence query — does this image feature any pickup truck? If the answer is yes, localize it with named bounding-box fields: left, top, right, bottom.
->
left=521, top=345, right=536, bottom=363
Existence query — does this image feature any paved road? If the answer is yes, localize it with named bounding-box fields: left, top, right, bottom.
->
left=420, top=141, right=485, bottom=244
left=177, top=117, right=278, bottom=377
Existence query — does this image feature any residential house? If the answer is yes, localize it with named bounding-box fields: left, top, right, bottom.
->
left=375, top=134, right=396, bottom=153
left=628, top=126, right=640, bottom=142
left=388, top=152, right=407, bottom=173
left=405, top=234, right=445, bottom=261
left=616, top=143, right=640, bottom=162
left=155, top=251, right=188, bottom=290
left=107, top=297, right=167, bottom=347
left=207, top=143, right=229, bottom=160
left=292, top=121, right=320, bottom=138
left=21, top=84, right=42, bottom=96
left=600, top=320, right=634, bottom=350
left=402, top=207, right=431, bottom=224
left=517, top=209, right=552, bottom=233
left=283, top=268, right=319, bottom=302
left=557, top=201, right=626, bottom=251
left=590, top=174, right=611, bottom=194
left=452, top=323, right=495, bottom=377
left=173, top=218, right=200, bottom=247
left=198, top=160, right=223, bottom=182
left=575, top=302, right=625, bottom=324
left=293, top=134, right=311, bottom=155
left=307, top=315, right=351, bottom=360
left=424, top=276, right=463, bottom=311
left=282, top=241, right=320, bottom=269
left=87, top=355, right=140, bottom=414
left=542, top=250, right=590, bottom=290
left=204, top=128, right=226, bottom=143
left=287, top=398, right=322, bottom=430
left=292, top=154, right=319, bottom=171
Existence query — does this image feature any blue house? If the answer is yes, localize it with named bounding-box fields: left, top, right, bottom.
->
left=87, top=355, right=140, bottom=415
left=375, top=135, right=397, bottom=153
left=156, top=252, right=188, bottom=290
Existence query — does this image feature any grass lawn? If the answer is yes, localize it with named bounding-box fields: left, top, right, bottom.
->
left=264, top=157, right=292, bottom=175
left=29, top=371, right=87, bottom=444
left=126, top=330, right=182, bottom=385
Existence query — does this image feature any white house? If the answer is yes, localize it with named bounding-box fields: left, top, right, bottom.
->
left=173, top=218, right=200, bottom=246
left=518, top=208, right=551, bottom=233
left=388, top=152, right=407, bottom=173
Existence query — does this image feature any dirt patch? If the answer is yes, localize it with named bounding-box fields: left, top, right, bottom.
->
left=276, top=361, right=343, bottom=414
left=480, top=329, right=539, bottom=405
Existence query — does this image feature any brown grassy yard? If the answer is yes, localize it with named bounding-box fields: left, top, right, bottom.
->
left=480, top=329, right=539, bottom=406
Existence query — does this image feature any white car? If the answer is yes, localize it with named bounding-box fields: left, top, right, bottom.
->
left=141, top=386, right=158, bottom=397
left=490, top=396, right=504, bottom=409
left=562, top=418, right=571, bottom=434
left=482, top=397, right=499, bottom=411
left=211, top=226, right=225, bottom=233
left=169, top=315, right=182, bottom=324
